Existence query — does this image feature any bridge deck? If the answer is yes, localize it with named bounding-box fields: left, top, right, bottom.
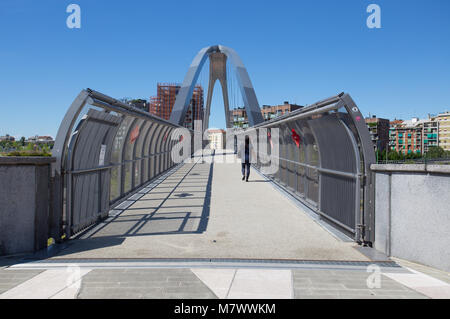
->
left=52, top=151, right=368, bottom=261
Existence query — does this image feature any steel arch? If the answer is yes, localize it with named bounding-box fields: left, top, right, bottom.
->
left=169, top=45, right=264, bottom=128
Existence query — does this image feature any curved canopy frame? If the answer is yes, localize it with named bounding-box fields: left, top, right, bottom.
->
left=53, top=89, right=185, bottom=237
left=235, top=93, right=376, bottom=244
left=169, top=45, right=264, bottom=128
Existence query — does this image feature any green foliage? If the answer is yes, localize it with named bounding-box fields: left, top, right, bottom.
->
left=6, top=150, right=51, bottom=157
left=41, top=144, right=50, bottom=154
left=376, top=148, right=422, bottom=162
left=376, top=145, right=450, bottom=163
left=425, top=146, right=445, bottom=159
left=0, top=140, right=53, bottom=157
left=26, top=143, right=35, bottom=151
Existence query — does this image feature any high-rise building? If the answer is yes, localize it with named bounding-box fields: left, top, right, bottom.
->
left=230, top=102, right=303, bottom=129
left=149, top=83, right=204, bottom=130
left=430, top=111, right=450, bottom=151
left=365, top=116, right=390, bottom=152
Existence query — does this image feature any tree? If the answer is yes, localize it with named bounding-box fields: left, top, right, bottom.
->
left=26, top=143, right=34, bottom=151
left=425, top=146, right=445, bottom=159
left=387, top=150, right=403, bottom=161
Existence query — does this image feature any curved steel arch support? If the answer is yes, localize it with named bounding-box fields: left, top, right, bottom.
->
left=53, top=90, right=90, bottom=175
left=218, top=45, right=264, bottom=127
left=340, top=94, right=377, bottom=244
left=169, top=45, right=264, bottom=128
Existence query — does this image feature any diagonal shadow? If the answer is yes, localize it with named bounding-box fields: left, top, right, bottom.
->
left=53, top=158, right=215, bottom=257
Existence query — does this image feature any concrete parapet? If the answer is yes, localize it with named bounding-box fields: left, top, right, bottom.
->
left=371, top=164, right=450, bottom=272
left=371, top=163, right=450, bottom=174
left=0, top=157, right=55, bottom=256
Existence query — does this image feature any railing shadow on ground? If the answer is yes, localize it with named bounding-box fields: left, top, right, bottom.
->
left=50, top=156, right=215, bottom=257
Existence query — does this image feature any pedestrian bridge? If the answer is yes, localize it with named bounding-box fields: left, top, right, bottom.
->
left=51, top=151, right=369, bottom=261
left=51, top=45, right=376, bottom=260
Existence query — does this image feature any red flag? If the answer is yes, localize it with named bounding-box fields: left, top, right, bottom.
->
left=291, top=129, right=300, bottom=148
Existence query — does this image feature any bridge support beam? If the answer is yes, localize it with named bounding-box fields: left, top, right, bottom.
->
left=169, top=45, right=264, bottom=129
left=204, top=52, right=231, bottom=129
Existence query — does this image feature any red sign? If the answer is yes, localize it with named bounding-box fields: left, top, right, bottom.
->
left=179, top=135, right=184, bottom=142
left=291, top=129, right=301, bottom=148
left=130, top=125, right=140, bottom=143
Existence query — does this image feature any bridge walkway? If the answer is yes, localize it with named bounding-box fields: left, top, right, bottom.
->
left=50, top=151, right=368, bottom=261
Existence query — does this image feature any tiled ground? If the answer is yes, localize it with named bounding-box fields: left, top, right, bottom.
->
left=2, top=262, right=446, bottom=299
left=77, top=269, right=217, bottom=299
left=0, top=269, right=44, bottom=294
left=292, top=269, right=427, bottom=299
left=392, top=258, right=450, bottom=284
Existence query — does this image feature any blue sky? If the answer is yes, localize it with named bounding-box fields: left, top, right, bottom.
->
left=0, top=0, right=449, bottom=138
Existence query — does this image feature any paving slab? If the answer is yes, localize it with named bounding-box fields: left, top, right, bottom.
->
left=0, top=262, right=439, bottom=299
left=0, top=269, right=44, bottom=294
left=0, top=268, right=89, bottom=299
left=292, top=268, right=427, bottom=299
left=391, top=257, right=450, bottom=284
left=383, top=267, right=450, bottom=299
left=76, top=269, right=217, bottom=299
left=191, top=268, right=235, bottom=299
left=227, top=269, right=293, bottom=299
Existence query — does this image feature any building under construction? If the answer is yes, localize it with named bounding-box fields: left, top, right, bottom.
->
left=149, top=83, right=204, bottom=130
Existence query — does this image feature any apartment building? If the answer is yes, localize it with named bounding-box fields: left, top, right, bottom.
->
left=365, top=116, right=390, bottom=152
left=389, top=117, right=440, bottom=154
left=390, top=119, right=423, bottom=155
left=0, top=134, right=15, bottom=142
left=260, top=102, right=303, bottom=121
left=230, top=107, right=249, bottom=128
left=230, top=102, right=303, bottom=129
left=431, top=111, right=450, bottom=151
left=422, top=120, right=439, bottom=153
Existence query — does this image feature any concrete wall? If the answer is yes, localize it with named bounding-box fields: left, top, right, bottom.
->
left=0, top=157, right=55, bottom=256
left=372, top=164, right=450, bottom=272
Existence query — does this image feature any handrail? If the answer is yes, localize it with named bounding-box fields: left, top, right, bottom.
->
left=250, top=93, right=343, bottom=129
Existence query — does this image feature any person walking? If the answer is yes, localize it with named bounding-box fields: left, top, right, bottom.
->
left=240, top=136, right=252, bottom=182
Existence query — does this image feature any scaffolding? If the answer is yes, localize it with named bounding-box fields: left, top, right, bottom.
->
left=149, top=83, right=204, bottom=129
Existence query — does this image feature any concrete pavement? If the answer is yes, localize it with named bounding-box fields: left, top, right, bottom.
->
left=49, top=152, right=368, bottom=261
left=2, top=260, right=449, bottom=299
